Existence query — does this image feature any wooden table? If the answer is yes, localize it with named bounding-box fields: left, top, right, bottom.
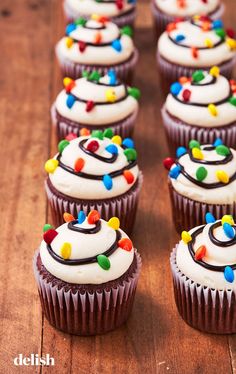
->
left=0, top=0, right=236, bottom=373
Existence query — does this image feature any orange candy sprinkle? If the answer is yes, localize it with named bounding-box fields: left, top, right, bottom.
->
left=87, top=210, right=100, bottom=224
left=65, top=80, right=76, bottom=93
left=123, top=170, right=134, bottom=184
left=191, top=47, right=199, bottom=59
left=63, top=212, right=75, bottom=223
left=74, top=158, right=85, bottom=172
left=80, top=128, right=90, bottom=136
left=194, top=245, right=207, bottom=261
left=94, top=32, right=102, bottom=44
left=177, top=0, right=186, bottom=8
left=179, top=76, right=190, bottom=84
left=166, top=22, right=177, bottom=32
left=201, top=22, right=211, bottom=31
left=118, top=238, right=133, bottom=251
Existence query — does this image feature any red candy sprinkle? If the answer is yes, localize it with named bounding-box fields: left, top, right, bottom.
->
left=65, top=81, right=76, bottom=93
left=99, top=16, right=109, bottom=24
left=94, top=32, right=102, bottom=44
left=74, top=157, right=85, bottom=172
left=182, top=89, right=191, bottom=102
left=80, top=127, right=90, bottom=136
left=78, top=41, right=86, bottom=52
left=63, top=212, right=75, bottom=222
left=65, top=133, right=77, bottom=141
left=166, top=22, right=177, bottom=32
left=123, top=170, right=134, bottom=184
left=87, top=140, right=99, bottom=153
left=86, top=100, right=94, bottom=112
left=194, top=245, right=206, bottom=260
left=226, top=28, right=235, bottom=38
left=118, top=238, right=133, bottom=252
left=116, top=0, right=123, bottom=10
left=43, top=229, right=58, bottom=244
left=87, top=210, right=100, bottom=224
left=163, top=157, right=175, bottom=170
left=191, top=46, right=199, bottom=59
left=174, top=17, right=184, bottom=23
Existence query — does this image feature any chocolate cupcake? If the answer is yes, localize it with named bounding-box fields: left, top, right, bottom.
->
left=157, top=16, right=236, bottom=94
left=162, top=67, right=236, bottom=152
left=51, top=70, right=140, bottom=141
left=44, top=130, right=142, bottom=234
left=33, top=210, right=142, bottom=335
left=152, top=0, right=224, bottom=38
left=163, top=140, right=236, bottom=233
left=56, top=16, right=138, bottom=83
left=63, top=0, right=137, bottom=28
left=171, top=213, right=236, bottom=334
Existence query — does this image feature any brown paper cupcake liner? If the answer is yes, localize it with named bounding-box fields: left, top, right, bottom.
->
left=55, top=45, right=138, bottom=84
left=170, top=246, right=236, bottom=334
left=162, top=107, right=236, bottom=155
left=168, top=182, right=236, bottom=234
left=151, top=2, right=225, bottom=39
left=33, top=250, right=141, bottom=336
left=51, top=104, right=138, bottom=141
left=157, top=52, right=235, bottom=96
left=45, top=172, right=143, bottom=235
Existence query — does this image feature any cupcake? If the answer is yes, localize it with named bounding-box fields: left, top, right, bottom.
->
left=63, top=0, right=137, bottom=28
left=55, top=16, right=138, bottom=83
left=33, top=210, right=142, bottom=335
left=171, top=213, right=236, bottom=334
left=152, top=0, right=224, bottom=38
left=157, top=16, right=236, bottom=94
left=163, top=140, right=236, bottom=233
left=162, top=67, right=236, bottom=152
left=51, top=70, right=140, bottom=141
left=44, top=130, right=143, bottom=234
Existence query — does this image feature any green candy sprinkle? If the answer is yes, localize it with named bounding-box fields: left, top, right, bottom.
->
left=215, top=28, right=226, bottom=39
left=128, top=87, right=141, bottom=100
left=74, top=18, right=87, bottom=26
left=124, top=148, right=137, bottom=161
left=97, top=255, right=111, bottom=270
left=229, top=97, right=236, bottom=106
left=189, top=139, right=201, bottom=149
left=43, top=224, right=53, bottom=232
left=103, top=128, right=114, bottom=139
left=82, top=70, right=89, bottom=78
left=120, top=25, right=133, bottom=37
left=91, top=130, right=104, bottom=140
left=216, top=145, right=230, bottom=156
left=88, top=71, right=101, bottom=82
left=196, top=166, right=208, bottom=182
left=58, top=139, right=70, bottom=153
left=192, top=70, right=205, bottom=83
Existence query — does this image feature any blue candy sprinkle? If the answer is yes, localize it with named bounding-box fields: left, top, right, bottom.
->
left=169, top=165, right=181, bottom=179
left=128, top=0, right=136, bottom=3
left=108, top=69, right=117, bottom=85
left=66, top=95, right=76, bottom=109
left=78, top=210, right=86, bottom=224
left=122, top=138, right=134, bottom=149
left=213, top=138, right=223, bottom=146
left=66, top=23, right=76, bottom=35
left=170, top=82, right=182, bottom=96
left=112, top=39, right=122, bottom=52
left=105, top=144, right=118, bottom=155
left=212, top=19, right=224, bottom=29
left=223, top=222, right=235, bottom=239
left=176, top=146, right=187, bottom=158
left=103, top=175, right=113, bottom=190
left=205, top=212, right=216, bottom=224
left=224, top=266, right=234, bottom=283
left=175, top=34, right=185, bottom=42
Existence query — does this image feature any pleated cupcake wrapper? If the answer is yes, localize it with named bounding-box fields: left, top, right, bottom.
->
left=63, top=0, right=136, bottom=27
left=51, top=104, right=138, bottom=142
left=55, top=44, right=138, bottom=84
left=168, top=182, right=236, bottom=234
left=170, top=246, right=236, bottom=334
left=33, top=250, right=141, bottom=336
left=157, top=52, right=235, bottom=96
left=162, top=107, right=236, bottom=155
left=45, top=172, right=143, bottom=235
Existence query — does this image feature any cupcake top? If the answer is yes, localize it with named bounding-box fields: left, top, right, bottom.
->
left=45, top=129, right=139, bottom=200
left=55, top=70, right=140, bottom=125
left=155, top=0, right=221, bottom=17
left=56, top=16, right=135, bottom=65
left=165, top=67, right=236, bottom=127
left=158, top=16, right=236, bottom=67
left=66, top=0, right=136, bottom=18
left=40, top=210, right=135, bottom=284
left=164, top=139, right=236, bottom=204
left=176, top=213, right=236, bottom=290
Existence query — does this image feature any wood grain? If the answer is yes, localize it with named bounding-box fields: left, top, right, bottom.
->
left=0, top=0, right=235, bottom=373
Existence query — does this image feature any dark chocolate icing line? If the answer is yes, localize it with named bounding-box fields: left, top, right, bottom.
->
left=68, top=86, right=128, bottom=105
left=68, top=31, right=122, bottom=47
left=47, top=228, right=122, bottom=266
left=191, top=75, right=216, bottom=86
left=171, top=89, right=232, bottom=107
left=79, top=138, right=118, bottom=163
left=209, top=221, right=236, bottom=247
left=68, top=219, right=101, bottom=234
left=187, top=146, right=233, bottom=165
left=86, top=78, right=123, bottom=87
left=168, top=34, right=224, bottom=50
left=187, top=224, right=236, bottom=271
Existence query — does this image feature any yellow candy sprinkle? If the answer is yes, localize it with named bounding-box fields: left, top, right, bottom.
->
left=208, top=104, right=218, bottom=116
left=222, top=215, right=235, bottom=226
left=204, top=38, right=213, bottom=48
left=63, top=77, right=73, bottom=87
left=226, top=38, right=236, bottom=50
left=210, top=66, right=220, bottom=77
left=107, top=217, right=120, bottom=230
left=112, top=135, right=122, bottom=145
left=44, top=159, right=59, bottom=174
left=193, top=15, right=200, bottom=20
left=181, top=231, right=192, bottom=244
left=216, top=170, right=229, bottom=184
left=91, top=13, right=99, bottom=21
left=105, top=89, right=117, bottom=103
left=192, top=147, right=204, bottom=160
left=65, top=37, right=73, bottom=48
left=60, top=242, right=72, bottom=260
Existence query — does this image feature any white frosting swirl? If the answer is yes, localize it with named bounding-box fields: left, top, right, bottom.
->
left=158, top=18, right=236, bottom=67
left=176, top=221, right=236, bottom=290
left=155, top=0, right=220, bottom=17
left=169, top=144, right=236, bottom=204
left=55, top=75, right=138, bottom=125
left=48, top=135, right=139, bottom=199
left=40, top=219, right=134, bottom=284
left=56, top=19, right=135, bottom=65
left=165, top=72, right=236, bottom=127
left=65, top=0, right=135, bottom=18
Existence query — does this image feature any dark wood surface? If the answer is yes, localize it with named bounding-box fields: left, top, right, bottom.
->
left=0, top=0, right=236, bottom=373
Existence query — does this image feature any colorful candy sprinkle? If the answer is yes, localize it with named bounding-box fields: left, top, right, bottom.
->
left=204, top=38, right=213, bottom=48
left=107, top=217, right=120, bottom=230
left=78, top=41, right=86, bottom=52
left=222, top=215, right=234, bottom=226
left=97, top=254, right=111, bottom=270
left=122, top=138, right=134, bottom=149
left=94, top=31, right=102, bottom=44
left=216, top=170, right=229, bottom=184
left=191, top=46, right=198, bottom=59
left=103, top=174, right=113, bottom=190
left=124, top=148, right=137, bottom=161
left=181, top=231, right=192, bottom=244
left=175, top=34, right=185, bottom=42
left=205, top=212, right=216, bottom=224
left=66, top=23, right=76, bottom=35
left=88, top=71, right=101, bottom=82
left=120, top=25, right=133, bottom=37
left=108, top=69, right=117, bottom=85
left=226, top=38, right=236, bottom=50
left=224, top=266, right=234, bottom=283
left=43, top=229, right=58, bottom=244
left=105, top=144, right=118, bottom=155
left=227, top=28, right=235, bottom=38
left=192, top=147, right=204, bottom=160
left=166, top=22, right=177, bottom=33
left=80, top=128, right=90, bottom=136
left=87, top=140, right=99, bottom=153
left=112, top=135, right=122, bottom=145
left=215, top=145, right=230, bottom=156
left=63, top=212, right=75, bottom=222
left=123, top=170, right=135, bottom=184
left=112, top=39, right=122, bottom=52
left=189, top=139, right=200, bottom=149
left=88, top=210, right=100, bottom=224
left=223, top=223, right=235, bottom=239
left=213, top=138, right=223, bottom=146
left=105, top=89, right=117, bottom=102
left=43, top=224, right=53, bottom=232
left=169, top=165, right=181, bottom=179
left=210, top=66, right=220, bottom=77
left=229, top=97, right=236, bottom=106
left=86, top=100, right=94, bottom=112
left=194, top=245, right=206, bottom=261
left=103, top=128, right=114, bottom=139
left=163, top=157, right=175, bottom=170
left=65, top=37, right=73, bottom=48
left=44, top=159, right=59, bottom=174
left=60, top=242, right=72, bottom=260
left=66, top=94, right=76, bottom=109
left=127, top=87, right=141, bottom=100
left=208, top=104, right=218, bottom=116
left=66, top=133, right=77, bottom=141
left=182, top=89, right=191, bottom=102
left=192, top=70, right=205, bottom=83
left=196, top=166, right=208, bottom=181
left=78, top=210, right=86, bottom=224
left=215, top=28, right=226, bottom=39
left=58, top=139, right=70, bottom=153
left=74, top=17, right=87, bottom=26
left=74, top=157, right=85, bottom=172
left=91, top=130, right=103, bottom=140
left=176, top=146, right=187, bottom=158
left=118, top=238, right=133, bottom=251
left=170, top=82, right=182, bottom=95
left=212, top=20, right=223, bottom=29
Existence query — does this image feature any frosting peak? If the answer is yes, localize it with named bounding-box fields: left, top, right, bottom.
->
left=155, top=0, right=220, bottom=17
left=65, top=0, right=136, bottom=18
